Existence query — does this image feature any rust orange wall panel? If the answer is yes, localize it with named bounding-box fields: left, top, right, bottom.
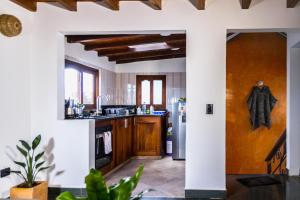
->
left=226, top=33, right=286, bottom=174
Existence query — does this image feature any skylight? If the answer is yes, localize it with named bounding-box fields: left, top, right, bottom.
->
left=129, top=42, right=169, bottom=52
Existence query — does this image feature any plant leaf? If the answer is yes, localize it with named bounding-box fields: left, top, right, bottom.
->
left=85, top=169, right=110, bottom=200
left=130, top=189, right=155, bottom=200
left=19, top=140, right=31, bottom=151
left=32, top=135, right=41, bottom=150
left=14, top=161, right=26, bottom=168
left=56, top=191, right=79, bottom=200
left=110, top=165, right=144, bottom=200
left=16, top=145, right=27, bottom=157
left=35, top=152, right=44, bottom=162
left=38, top=166, right=50, bottom=172
left=35, top=161, right=45, bottom=169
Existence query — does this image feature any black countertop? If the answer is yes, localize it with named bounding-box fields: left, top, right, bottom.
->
left=66, top=113, right=168, bottom=121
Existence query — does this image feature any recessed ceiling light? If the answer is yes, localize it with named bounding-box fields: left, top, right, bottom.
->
left=171, top=48, right=180, bottom=51
left=129, top=42, right=169, bottom=52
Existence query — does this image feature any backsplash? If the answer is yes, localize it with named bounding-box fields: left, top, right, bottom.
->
left=114, top=72, right=186, bottom=112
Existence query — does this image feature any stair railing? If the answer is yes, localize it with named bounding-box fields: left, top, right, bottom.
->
left=265, top=130, right=287, bottom=175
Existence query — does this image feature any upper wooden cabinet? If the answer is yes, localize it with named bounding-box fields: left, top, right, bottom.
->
left=134, top=116, right=162, bottom=156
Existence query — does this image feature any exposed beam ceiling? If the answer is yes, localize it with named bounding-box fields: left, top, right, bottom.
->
left=66, top=34, right=186, bottom=64
left=81, top=34, right=185, bottom=50
left=10, top=0, right=37, bottom=11
left=96, top=39, right=185, bottom=56
left=108, top=48, right=186, bottom=61
left=240, top=0, right=252, bottom=9
left=10, top=0, right=300, bottom=11
left=287, top=0, right=300, bottom=8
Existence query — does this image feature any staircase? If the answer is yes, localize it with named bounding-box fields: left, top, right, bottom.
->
left=265, top=130, right=287, bottom=175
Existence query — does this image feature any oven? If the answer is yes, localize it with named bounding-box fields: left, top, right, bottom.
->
left=95, top=125, right=113, bottom=169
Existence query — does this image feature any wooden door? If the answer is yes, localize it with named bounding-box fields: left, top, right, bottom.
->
left=134, top=116, right=161, bottom=156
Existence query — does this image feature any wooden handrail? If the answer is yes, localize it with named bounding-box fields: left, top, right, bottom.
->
left=265, top=130, right=286, bottom=162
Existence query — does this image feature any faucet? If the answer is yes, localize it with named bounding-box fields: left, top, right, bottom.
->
left=96, top=96, right=102, bottom=115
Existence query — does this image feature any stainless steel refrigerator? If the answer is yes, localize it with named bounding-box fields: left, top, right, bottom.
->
left=172, top=101, right=186, bottom=160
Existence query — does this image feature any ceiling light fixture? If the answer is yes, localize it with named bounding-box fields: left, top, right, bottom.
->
left=171, top=48, right=180, bottom=51
left=160, top=33, right=172, bottom=37
left=129, top=42, right=169, bottom=52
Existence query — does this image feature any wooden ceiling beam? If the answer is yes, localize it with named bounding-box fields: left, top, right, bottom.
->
left=97, top=46, right=131, bottom=55
left=287, top=0, right=300, bottom=8
left=108, top=48, right=186, bottom=61
left=240, top=0, right=252, bottom=9
left=93, top=0, right=119, bottom=10
left=116, top=53, right=186, bottom=64
left=189, top=0, right=205, bottom=10
left=66, top=34, right=134, bottom=43
left=84, top=34, right=186, bottom=50
left=143, top=0, right=161, bottom=10
left=10, top=0, right=37, bottom=12
left=56, top=0, right=77, bottom=11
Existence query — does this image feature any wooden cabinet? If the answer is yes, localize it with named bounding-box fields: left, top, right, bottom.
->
left=134, top=116, right=162, bottom=156
left=97, top=115, right=166, bottom=174
left=115, top=117, right=133, bottom=166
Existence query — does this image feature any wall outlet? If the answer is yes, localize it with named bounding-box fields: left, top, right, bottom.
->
left=0, top=168, right=10, bottom=178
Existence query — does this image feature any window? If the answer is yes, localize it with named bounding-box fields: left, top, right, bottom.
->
left=65, top=60, right=99, bottom=109
left=136, top=75, right=166, bottom=110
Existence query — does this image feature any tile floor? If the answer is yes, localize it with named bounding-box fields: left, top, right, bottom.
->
left=105, top=156, right=185, bottom=198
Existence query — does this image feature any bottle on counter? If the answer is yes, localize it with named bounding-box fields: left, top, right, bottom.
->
left=142, top=102, right=147, bottom=114
left=67, top=99, right=74, bottom=118
left=137, top=106, right=142, bottom=115
left=150, top=105, right=154, bottom=114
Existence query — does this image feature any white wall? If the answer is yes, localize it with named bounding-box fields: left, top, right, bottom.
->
left=1, top=0, right=300, bottom=196
left=115, top=58, right=186, bottom=73
left=65, top=42, right=115, bottom=72
left=0, top=2, right=33, bottom=198
left=287, top=32, right=300, bottom=176
left=29, top=0, right=300, bottom=192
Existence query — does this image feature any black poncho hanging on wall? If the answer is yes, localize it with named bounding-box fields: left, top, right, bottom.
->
left=247, top=84, right=277, bottom=130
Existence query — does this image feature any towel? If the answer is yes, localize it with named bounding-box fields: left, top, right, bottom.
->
left=104, top=131, right=112, bottom=154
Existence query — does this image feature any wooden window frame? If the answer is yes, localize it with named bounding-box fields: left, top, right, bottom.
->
left=136, top=75, right=166, bottom=110
left=65, top=59, right=99, bottom=109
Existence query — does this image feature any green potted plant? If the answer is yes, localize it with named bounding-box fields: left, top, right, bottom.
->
left=57, top=165, right=151, bottom=200
left=10, top=134, right=50, bottom=200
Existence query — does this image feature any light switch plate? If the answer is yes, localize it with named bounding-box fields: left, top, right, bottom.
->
left=206, top=104, right=213, bottom=114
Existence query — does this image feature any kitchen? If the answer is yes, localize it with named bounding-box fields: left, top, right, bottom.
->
left=63, top=32, right=186, bottom=197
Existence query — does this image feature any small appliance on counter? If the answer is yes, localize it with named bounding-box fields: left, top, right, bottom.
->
left=102, top=105, right=136, bottom=116
left=172, top=100, right=186, bottom=160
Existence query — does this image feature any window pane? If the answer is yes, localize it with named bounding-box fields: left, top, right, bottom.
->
left=153, top=80, right=163, bottom=105
left=141, top=80, right=150, bottom=104
left=65, top=68, right=80, bottom=103
left=83, top=72, right=94, bottom=104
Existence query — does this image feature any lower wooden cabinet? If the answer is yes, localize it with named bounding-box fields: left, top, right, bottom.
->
left=99, top=115, right=166, bottom=174
left=134, top=116, right=162, bottom=156
left=115, top=117, right=133, bottom=167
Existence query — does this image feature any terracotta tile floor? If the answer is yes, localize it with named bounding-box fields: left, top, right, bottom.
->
left=105, top=156, right=186, bottom=198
